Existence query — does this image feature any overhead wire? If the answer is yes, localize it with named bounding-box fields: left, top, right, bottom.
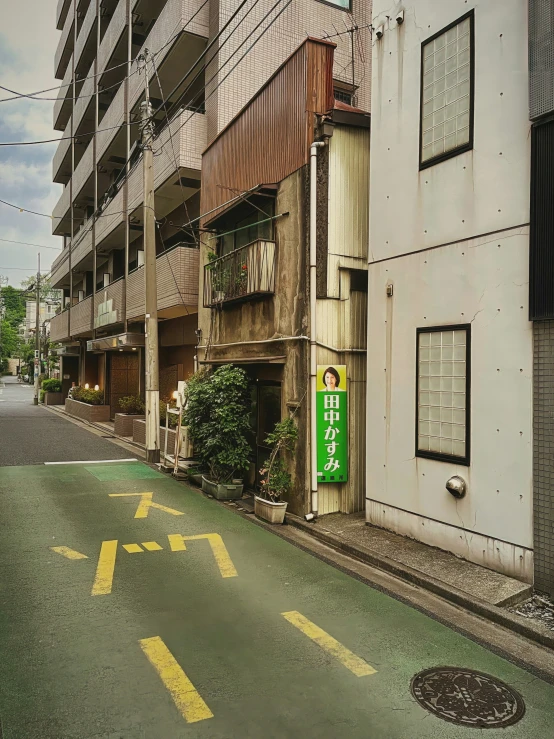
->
left=0, top=0, right=211, bottom=104
left=0, top=238, right=61, bottom=250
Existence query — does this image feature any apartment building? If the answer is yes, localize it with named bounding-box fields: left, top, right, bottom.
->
left=365, top=0, right=554, bottom=586
left=48, top=0, right=371, bottom=419
left=20, top=300, right=61, bottom=342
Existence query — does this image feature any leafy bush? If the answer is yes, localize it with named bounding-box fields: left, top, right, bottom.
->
left=118, top=395, right=145, bottom=415
left=72, top=386, right=105, bottom=405
left=259, top=418, right=298, bottom=502
left=42, top=378, right=62, bottom=393
left=39, top=390, right=45, bottom=402
left=184, top=365, right=251, bottom=484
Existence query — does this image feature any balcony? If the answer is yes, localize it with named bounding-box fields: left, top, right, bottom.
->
left=52, top=184, right=71, bottom=236
left=94, top=278, right=125, bottom=329
left=128, top=0, right=209, bottom=110
left=57, top=0, right=72, bottom=30
left=73, top=72, right=94, bottom=134
left=74, top=0, right=97, bottom=75
left=53, top=116, right=72, bottom=184
left=203, top=240, right=276, bottom=308
left=97, top=82, right=125, bottom=162
left=95, top=183, right=126, bottom=248
left=72, top=137, right=94, bottom=200
left=50, top=310, right=71, bottom=343
left=53, top=55, right=73, bottom=131
left=127, top=245, right=199, bottom=320
left=55, top=11, right=75, bottom=79
left=97, top=0, right=127, bottom=76
left=70, top=295, right=93, bottom=336
left=71, top=220, right=94, bottom=269
left=50, top=247, right=71, bottom=288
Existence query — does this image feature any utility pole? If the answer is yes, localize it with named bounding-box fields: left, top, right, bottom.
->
left=33, top=253, right=40, bottom=405
left=139, top=50, right=160, bottom=463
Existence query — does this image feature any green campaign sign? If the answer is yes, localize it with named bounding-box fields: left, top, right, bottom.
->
left=316, top=365, right=348, bottom=483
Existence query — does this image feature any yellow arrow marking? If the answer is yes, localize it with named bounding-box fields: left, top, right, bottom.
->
left=140, top=636, right=213, bottom=723
left=168, top=534, right=237, bottom=578
left=123, top=543, right=144, bottom=554
left=109, top=492, right=184, bottom=519
left=281, top=611, right=377, bottom=677
left=50, top=546, right=88, bottom=560
left=91, top=540, right=118, bottom=596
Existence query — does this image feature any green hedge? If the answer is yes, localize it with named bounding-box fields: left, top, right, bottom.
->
left=42, top=378, right=62, bottom=393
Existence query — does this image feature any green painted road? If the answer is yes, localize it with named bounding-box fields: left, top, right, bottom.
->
left=1, top=460, right=554, bottom=738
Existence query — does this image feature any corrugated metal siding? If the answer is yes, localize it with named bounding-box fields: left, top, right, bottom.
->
left=529, top=119, right=554, bottom=319
left=328, top=126, right=370, bottom=261
left=529, top=0, right=554, bottom=120
left=201, top=38, right=335, bottom=220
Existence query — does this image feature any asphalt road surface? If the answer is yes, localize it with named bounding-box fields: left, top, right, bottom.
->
left=0, top=376, right=137, bottom=466
left=0, top=374, right=553, bottom=737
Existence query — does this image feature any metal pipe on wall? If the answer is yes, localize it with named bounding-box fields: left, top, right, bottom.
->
left=309, top=141, right=325, bottom=518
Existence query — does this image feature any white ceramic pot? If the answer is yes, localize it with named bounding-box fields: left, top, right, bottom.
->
left=254, top=496, right=288, bottom=524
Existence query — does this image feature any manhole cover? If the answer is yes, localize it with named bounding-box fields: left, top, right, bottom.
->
left=410, top=667, right=525, bottom=728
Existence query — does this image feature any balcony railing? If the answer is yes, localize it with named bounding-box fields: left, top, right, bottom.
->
left=70, top=295, right=93, bottom=336
left=53, top=54, right=73, bottom=130
left=57, top=0, right=72, bottom=30
left=203, top=240, right=276, bottom=308
left=50, top=310, right=71, bottom=343
left=55, top=11, right=74, bottom=79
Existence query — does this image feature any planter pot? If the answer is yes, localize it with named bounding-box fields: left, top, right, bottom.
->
left=254, top=496, right=288, bottom=524
left=44, top=392, right=63, bottom=406
left=114, top=413, right=145, bottom=437
left=65, top=396, right=111, bottom=423
left=188, top=472, right=204, bottom=487
left=201, top=475, right=244, bottom=500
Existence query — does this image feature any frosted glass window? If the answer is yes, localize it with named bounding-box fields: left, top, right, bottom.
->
left=421, top=16, right=472, bottom=164
left=417, top=328, right=468, bottom=461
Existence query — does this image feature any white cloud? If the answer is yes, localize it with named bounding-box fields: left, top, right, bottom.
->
left=0, top=0, right=62, bottom=286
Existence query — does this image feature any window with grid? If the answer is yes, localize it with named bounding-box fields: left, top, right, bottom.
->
left=417, top=326, right=470, bottom=464
left=420, top=12, right=473, bottom=167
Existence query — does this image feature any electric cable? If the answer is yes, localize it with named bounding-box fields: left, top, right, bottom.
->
left=0, top=238, right=61, bottom=250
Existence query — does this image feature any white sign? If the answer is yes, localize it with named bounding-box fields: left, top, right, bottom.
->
left=94, top=293, right=118, bottom=328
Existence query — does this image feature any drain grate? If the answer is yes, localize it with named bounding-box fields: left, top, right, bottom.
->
left=410, top=667, right=525, bottom=728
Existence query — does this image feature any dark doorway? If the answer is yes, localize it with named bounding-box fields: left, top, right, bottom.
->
left=108, top=352, right=140, bottom=419
left=60, top=355, right=79, bottom=398
left=249, top=381, right=282, bottom=489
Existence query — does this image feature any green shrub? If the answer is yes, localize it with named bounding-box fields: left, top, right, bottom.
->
left=72, top=386, right=105, bottom=405
left=42, top=378, right=62, bottom=393
left=160, top=399, right=179, bottom=428
left=259, top=418, right=298, bottom=502
left=39, top=390, right=45, bottom=402
left=184, top=365, right=251, bottom=484
left=118, top=395, right=145, bottom=414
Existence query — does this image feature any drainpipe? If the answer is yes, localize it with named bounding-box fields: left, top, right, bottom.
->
left=308, top=141, right=325, bottom=519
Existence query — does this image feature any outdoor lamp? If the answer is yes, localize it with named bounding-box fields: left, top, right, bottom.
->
left=94, top=385, right=99, bottom=391
left=172, top=390, right=178, bottom=400
left=84, top=383, right=89, bottom=389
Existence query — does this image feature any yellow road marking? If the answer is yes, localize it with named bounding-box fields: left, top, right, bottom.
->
left=109, top=492, right=184, bottom=519
left=167, top=534, right=237, bottom=578
left=139, top=636, right=213, bottom=724
left=50, top=546, right=88, bottom=560
left=91, top=540, right=118, bottom=596
left=142, top=541, right=163, bottom=551
left=281, top=611, right=377, bottom=677
left=123, top=543, right=144, bottom=554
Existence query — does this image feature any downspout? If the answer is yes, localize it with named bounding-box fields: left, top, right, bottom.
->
left=309, top=141, right=325, bottom=519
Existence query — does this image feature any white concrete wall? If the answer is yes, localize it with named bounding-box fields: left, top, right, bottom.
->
left=367, top=0, right=532, bottom=580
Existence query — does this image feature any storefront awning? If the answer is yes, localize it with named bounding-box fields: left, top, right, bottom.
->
left=86, top=333, right=145, bottom=352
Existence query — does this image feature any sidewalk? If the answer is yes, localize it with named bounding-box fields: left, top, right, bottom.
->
left=286, top=512, right=531, bottom=608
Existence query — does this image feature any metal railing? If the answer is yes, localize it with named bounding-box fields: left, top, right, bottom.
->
left=203, top=240, right=276, bottom=308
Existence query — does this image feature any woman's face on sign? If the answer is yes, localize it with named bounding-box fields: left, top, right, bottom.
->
left=324, top=372, right=337, bottom=390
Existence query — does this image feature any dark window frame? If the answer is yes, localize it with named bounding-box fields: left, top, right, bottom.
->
left=419, top=9, right=475, bottom=171
left=415, top=324, right=471, bottom=466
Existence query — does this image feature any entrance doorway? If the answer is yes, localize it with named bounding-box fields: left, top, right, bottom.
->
left=108, top=352, right=140, bottom=419
left=250, top=381, right=282, bottom=488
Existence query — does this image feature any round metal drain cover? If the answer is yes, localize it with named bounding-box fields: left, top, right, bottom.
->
left=410, top=667, right=525, bottom=728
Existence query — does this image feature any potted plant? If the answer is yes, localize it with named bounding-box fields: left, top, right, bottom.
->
left=206, top=251, right=230, bottom=302
left=41, top=378, right=63, bottom=405
left=114, top=394, right=145, bottom=436
left=65, top=386, right=111, bottom=422
left=184, top=365, right=251, bottom=500
left=255, top=417, right=298, bottom=524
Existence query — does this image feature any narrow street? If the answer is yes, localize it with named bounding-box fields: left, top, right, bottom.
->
left=0, top=375, right=552, bottom=738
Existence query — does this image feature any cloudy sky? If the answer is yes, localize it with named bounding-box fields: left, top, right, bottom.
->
left=0, top=0, right=62, bottom=287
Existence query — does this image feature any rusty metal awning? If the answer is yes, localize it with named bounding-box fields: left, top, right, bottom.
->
left=87, top=333, right=145, bottom=352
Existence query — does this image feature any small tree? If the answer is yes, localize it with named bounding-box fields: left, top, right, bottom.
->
left=259, top=418, right=298, bottom=502
left=185, top=365, right=251, bottom=483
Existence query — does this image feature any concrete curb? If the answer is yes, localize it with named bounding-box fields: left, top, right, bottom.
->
left=285, top=513, right=554, bottom=651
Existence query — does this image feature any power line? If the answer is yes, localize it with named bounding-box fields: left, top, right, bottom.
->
left=0, top=266, right=51, bottom=272
left=0, top=238, right=61, bottom=250
left=0, top=120, right=139, bottom=147
left=0, top=0, right=211, bottom=104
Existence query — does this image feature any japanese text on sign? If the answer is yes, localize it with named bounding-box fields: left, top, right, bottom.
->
left=316, top=364, right=348, bottom=483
